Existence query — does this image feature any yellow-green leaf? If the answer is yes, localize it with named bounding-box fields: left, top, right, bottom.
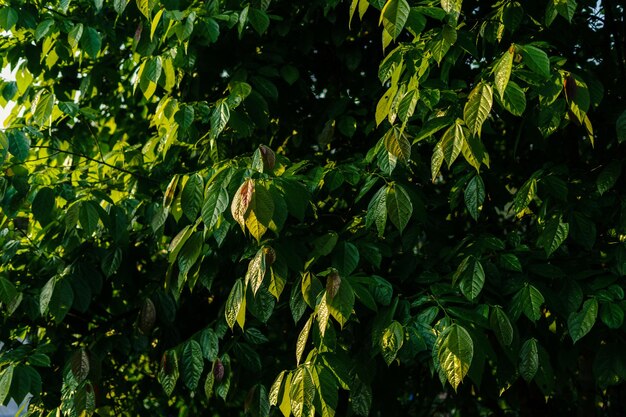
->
left=464, top=82, right=493, bottom=137
left=437, top=324, right=473, bottom=391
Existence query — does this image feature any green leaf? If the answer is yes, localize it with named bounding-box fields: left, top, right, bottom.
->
left=199, top=328, right=219, bottom=360
left=555, top=0, right=577, bottom=22
left=281, top=65, right=300, bottom=85
left=596, top=161, right=621, bottom=195
left=178, top=231, right=203, bottom=280
left=464, top=175, right=485, bottom=221
left=32, top=187, right=56, bottom=226
left=513, top=284, right=545, bottom=322
left=81, top=27, right=102, bottom=59
left=8, top=130, right=30, bottom=161
left=0, top=365, right=14, bottom=405
left=79, top=201, right=100, bottom=235
left=383, top=126, right=411, bottom=165
left=211, top=100, right=230, bottom=139
left=0, top=7, right=18, bottom=30
left=181, top=173, right=204, bottom=221
left=519, top=45, right=550, bottom=78
left=225, top=279, right=246, bottom=330
left=519, top=338, right=538, bottom=382
left=537, top=216, right=569, bottom=257
left=440, top=122, right=465, bottom=167
left=380, top=0, right=410, bottom=39
left=397, top=89, right=419, bottom=123
left=494, top=47, right=514, bottom=99
left=386, top=184, right=412, bottom=233
left=158, top=350, right=179, bottom=397
left=332, top=242, right=360, bottom=276
left=202, top=184, right=229, bottom=230
left=139, top=57, right=162, bottom=100
left=568, top=298, right=598, bottom=343
left=32, top=90, right=55, bottom=126
left=511, top=177, right=537, bottom=215
left=463, top=82, right=493, bottom=137
left=490, top=306, right=513, bottom=346
left=501, top=80, right=527, bottom=116
left=0, top=276, right=17, bottom=305
left=290, top=366, right=315, bottom=417
left=437, top=324, right=473, bottom=391
left=499, top=253, right=522, bottom=272
left=50, top=279, right=74, bottom=324
left=70, top=349, right=90, bottom=383
left=366, top=186, right=387, bottom=237
left=600, top=303, right=624, bottom=329
left=182, top=340, right=204, bottom=390
left=326, top=278, right=355, bottom=328
left=248, top=8, right=270, bottom=35
left=35, top=19, right=55, bottom=42
left=381, top=321, right=404, bottom=365
left=617, top=109, right=626, bottom=143
left=296, top=315, right=313, bottom=365
left=454, top=256, right=485, bottom=302
left=175, top=105, right=195, bottom=133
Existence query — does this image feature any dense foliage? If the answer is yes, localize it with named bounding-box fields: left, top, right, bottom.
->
left=1, top=0, right=626, bottom=415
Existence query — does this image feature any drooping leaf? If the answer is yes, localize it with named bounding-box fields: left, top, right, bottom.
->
left=289, top=366, right=316, bottom=417
left=386, top=184, right=412, bottom=233
left=617, top=109, right=626, bottom=143
left=464, top=82, right=493, bottom=137
left=501, top=80, right=527, bottom=116
left=383, top=126, right=411, bottom=165
left=296, top=315, right=313, bottom=365
left=437, top=324, right=473, bottom=391
left=182, top=340, right=204, bottom=390
left=381, top=321, right=404, bottom=365
left=512, top=284, right=545, bottom=322
left=0, top=365, right=14, bottom=405
left=158, top=350, right=179, bottom=397
left=464, top=175, right=485, bottom=221
left=366, top=186, right=387, bottom=237
left=231, top=179, right=255, bottom=231
left=490, top=306, right=513, bottom=347
left=32, top=91, right=55, bottom=126
left=568, top=298, right=598, bottom=343
left=225, top=279, right=246, bottom=330
left=202, top=184, right=229, bottom=230
left=519, top=45, right=550, bottom=78
left=494, top=46, right=514, bottom=99
left=537, top=216, right=569, bottom=257
left=181, top=173, right=204, bottom=221
left=326, top=279, right=355, bottom=328
left=380, top=0, right=410, bottom=39
left=440, top=122, right=465, bottom=167
left=246, top=182, right=275, bottom=242
left=596, top=161, right=621, bottom=195
left=81, top=27, right=102, bottom=59
left=454, top=255, right=485, bottom=302
left=519, top=338, right=538, bottom=382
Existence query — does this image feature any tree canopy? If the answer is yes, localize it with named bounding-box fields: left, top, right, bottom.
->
left=1, top=0, right=626, bottom=416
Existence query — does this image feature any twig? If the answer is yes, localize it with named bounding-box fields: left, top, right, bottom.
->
left=32, top=145, right=157, bottom=183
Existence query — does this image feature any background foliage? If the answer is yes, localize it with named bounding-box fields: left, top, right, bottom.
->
left=1, top=0, right=626, bottom=415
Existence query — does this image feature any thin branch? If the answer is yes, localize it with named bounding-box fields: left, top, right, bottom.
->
left=32, top=145, right=158, bottom=183
left=86, top=122, right=106, bottom=164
